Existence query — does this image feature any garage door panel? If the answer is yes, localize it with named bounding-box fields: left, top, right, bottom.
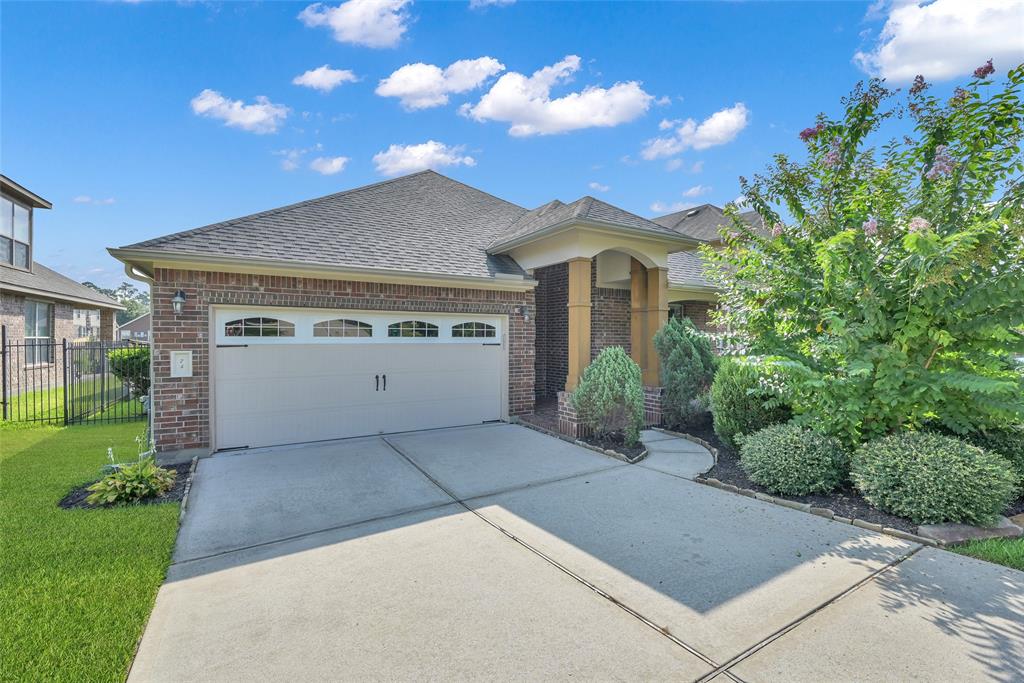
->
left=213, top=310, right=506, bottom=450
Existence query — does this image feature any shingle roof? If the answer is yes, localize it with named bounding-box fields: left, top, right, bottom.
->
left=0, top=263, right=122, bottom=308
left=653, top=204, right=765, bottom=242
left=667, top=250, right=715, bottom=289
left=490, top=195, right=687, bottom=249
left=119, top=171, right=531, bottom=280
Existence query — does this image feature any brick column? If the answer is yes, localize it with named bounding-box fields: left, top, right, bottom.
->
left=643, top=267, right=668, bottom=386
left=630, top=258, right=648, bottom=374
left=99, top=308, right=116, bottom=342
left=565, top=257, right=592, bottom=392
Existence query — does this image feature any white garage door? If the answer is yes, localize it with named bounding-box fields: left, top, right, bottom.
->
left=213, top=308, right=506, bottom=450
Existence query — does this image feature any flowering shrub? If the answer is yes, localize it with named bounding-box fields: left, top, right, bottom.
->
left=704, top=63, right=1024, bottom=446
left=710, top=357, right=790, bottom=448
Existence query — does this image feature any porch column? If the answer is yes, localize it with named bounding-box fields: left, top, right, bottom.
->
left=643, top=267, right=668, bottom=386
left=629, top=258, right=648, bottom=373
left=565, top=257, right=592, bottom=392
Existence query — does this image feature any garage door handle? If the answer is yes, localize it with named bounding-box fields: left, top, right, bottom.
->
left=375, top=374, right=379, bottom=391
left=382, top=374, right=387, bottom=391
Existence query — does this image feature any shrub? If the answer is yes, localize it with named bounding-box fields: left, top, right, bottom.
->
left=571, top=346, right=643, bottom=446
left=704, top=65, right=1024, bottom=446
left=964, top=426, right=1024, bottom=487
left=711, top=358, right=790, bottom=448
left=739, top=422, right=848, bottom=496
left=653, top=317, right=716, bottom=429
left=86, top=457, right=175, bottom=506
left=108, top=345, right=151, bottom=397
left=851, top=432, right=1016, bottom=526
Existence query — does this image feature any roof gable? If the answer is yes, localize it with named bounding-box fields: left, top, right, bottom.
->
left=654, top=204, right=765, bottom=241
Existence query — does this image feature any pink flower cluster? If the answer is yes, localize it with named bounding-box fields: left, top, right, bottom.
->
left=823, top=138, right=841, bottom=168
left=862, top=217, right=878, bottom=237
left=909, top=75, right=928, bottom=95
left=974, top=59, right=995, bottom=79
left=771, top=223, right=784, bottom=238
left=799, top=123, right=825, bottom=141
left=950, top=87, right=970, bottom=106
left=925, top=145, right=954, bottom=180
left=908, top=217, right=931, bottom=233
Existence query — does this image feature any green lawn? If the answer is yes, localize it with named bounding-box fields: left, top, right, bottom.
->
left=952, top=537, right=1024, bottom=571
left=0, top=423, right=180, bottom=681
left=4, top=375, right=143, bottom=424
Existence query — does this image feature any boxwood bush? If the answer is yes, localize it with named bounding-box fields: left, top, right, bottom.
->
left=711, top=358, right=790, bottom=448
left=571, top=346, right=644, bottom=446
left=739, top=422, right=848, bottom=496
left=964, top=426, right=1024, bottom=488
left=851, top=432, right=1017, bottom=526
left=107, top=345, right=151, bottom=397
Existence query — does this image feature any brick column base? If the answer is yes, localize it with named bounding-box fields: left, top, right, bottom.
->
left=557, top=386, right=664, bottom=439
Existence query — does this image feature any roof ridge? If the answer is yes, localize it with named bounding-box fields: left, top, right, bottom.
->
left=418, top=170, right=527, bottom=214
left=120, top=170, right=438, bottom=249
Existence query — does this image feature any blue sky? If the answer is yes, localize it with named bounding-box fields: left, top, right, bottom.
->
left=3, top=0, right=1021, bottom=287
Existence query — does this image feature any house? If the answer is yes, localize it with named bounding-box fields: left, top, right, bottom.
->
left=117, top=312, right=151, bottom=342
left=110, top=171, right=757, bottom=457
left=1, top=175, right=122, bottom=393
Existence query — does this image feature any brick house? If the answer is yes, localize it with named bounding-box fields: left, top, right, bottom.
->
left=110, top=171, right=755, bottom=457
left=1, top=175, right=121, bottom=397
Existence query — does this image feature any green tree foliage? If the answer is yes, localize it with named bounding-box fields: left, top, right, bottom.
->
left=108, top=345, right=151, bottom=397
left=710, top=358, right=791, bottom=448
left=653, top=317, right=716, bottom=429
left=571, top=346, right=644, bottom=446
left=704, top=64, right=1024, bottom=446
left=82, top=281, right=150, bottom=325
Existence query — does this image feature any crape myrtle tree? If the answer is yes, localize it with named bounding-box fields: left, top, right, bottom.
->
left=703, top=61, right=1024, bottom=446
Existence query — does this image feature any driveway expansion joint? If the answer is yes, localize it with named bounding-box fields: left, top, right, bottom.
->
left=696, top=544, right=925, bottom=682
left=381, top=436, right=731, bottom=679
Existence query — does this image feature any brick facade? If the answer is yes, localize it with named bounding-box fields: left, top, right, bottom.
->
left=670, top=300, right=718, bottom=332
left=556, top=387, right=664, bottom=439
left=590, top=258, right=631, bottom=360
left=149, top=268, right=535, bottom=453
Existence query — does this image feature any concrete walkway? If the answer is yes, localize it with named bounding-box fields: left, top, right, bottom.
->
left=131, top=423, right=1024, bottom=682
left=639, top=428, right=716, bottom=479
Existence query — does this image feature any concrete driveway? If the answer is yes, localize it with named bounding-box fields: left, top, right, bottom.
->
left=132, top=424, right=1024, bottom=682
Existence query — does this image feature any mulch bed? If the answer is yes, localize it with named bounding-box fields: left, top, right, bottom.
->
left=684, top=412, right=924, bottom=533
left=58, top=462, right=191, bottom=510
left=579, top=431, right=647, bottom=461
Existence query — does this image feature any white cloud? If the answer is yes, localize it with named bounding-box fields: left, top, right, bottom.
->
left=373, top=140, right=476, bottom=176
left=298, top=0, right=410, bottom=48
left=650, top=201, right=694, bottom=214
left=641, top=103, right=749, bottom=160
left=588, top=181, right=610, bottom=193
left=665, top=159, right=683, bottom=172
left=376, top=57, right=505, bottom=110
left=469, top=0, right=514, bottom=8
left=190, top=89, right=289, bottom=134
left=654, top=95, right=671, bottom=106
left=292, top=65, right=359, bottom=93
left=854, top=0, right=1024, bottom=82
left=461, top=55, right=654, bottom=136
left=73, top=195, right=116, bottom=205
left=682, top=184, right=711, bottom=198
left=310, top=156, right=350, bottom=175
left=274, top=143, right=324, bottom=171
left=658, top=118, right=681, bottom=131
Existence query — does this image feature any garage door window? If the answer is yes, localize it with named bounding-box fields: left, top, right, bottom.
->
left=388, top=320, right=438, bottom=338
left=313, top=318, right=373, bottom=338
left=225, top=317, right=295, bottom=338
left=452, top=321, right=496, bottom=338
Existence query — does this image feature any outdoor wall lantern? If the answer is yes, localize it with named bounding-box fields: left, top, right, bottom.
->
left=171, top=290, right=187, bottom=315
left=517, top=304, right=530, bottom=322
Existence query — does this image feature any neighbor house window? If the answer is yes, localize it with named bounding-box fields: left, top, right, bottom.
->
left=452, top=322, right=496, bottom=338
left=1, top=197, right=31, bottom=269
left=224, top=317, right=295, bottom=337
left=24, top=301, right=52, bottom=364
left=313, top=319, right=373, bottom=338
left=387, top=321, right=438, bottom=338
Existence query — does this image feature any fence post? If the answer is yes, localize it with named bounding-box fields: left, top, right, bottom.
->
left=62, top=338, right=69, bottom=425
left=1, top=325, right=7, bottom=421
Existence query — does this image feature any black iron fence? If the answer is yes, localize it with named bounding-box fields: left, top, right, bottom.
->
left=1, top=325, right=149, bottom=425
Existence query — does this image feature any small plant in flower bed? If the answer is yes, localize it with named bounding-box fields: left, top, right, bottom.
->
left=654, top=317, right=716, bottom=430
left=851, top=432, right=1016, bottom=526
left=710, top=358, right=790, bottom=448
left=738, top=422, right=849, bottom=496
left=571, top=346, right=643, bottom=447
left=86, top=457, right=176, bottom=506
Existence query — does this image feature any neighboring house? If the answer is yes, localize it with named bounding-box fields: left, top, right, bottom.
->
left=73, top=307, right=102, bottom=340
left=110, top=171, right=741, bottom=456
left=117, top=312, right=150, bottom=342
left=0, top=175, right=122, bottom=393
